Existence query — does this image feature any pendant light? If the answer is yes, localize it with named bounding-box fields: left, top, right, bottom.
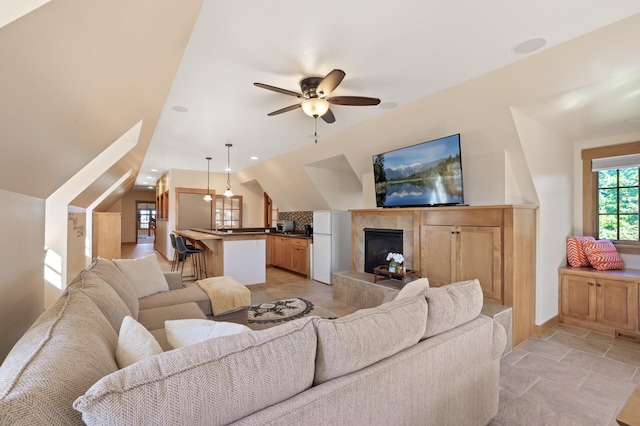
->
left=203, top=156, right=212, bottom=201
left=223, top=144, right=234, bottom=197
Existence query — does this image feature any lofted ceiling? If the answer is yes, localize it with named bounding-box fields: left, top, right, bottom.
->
left=136, top=1, right=640, bottom=188
left=1, top=1, right=639, bottom=201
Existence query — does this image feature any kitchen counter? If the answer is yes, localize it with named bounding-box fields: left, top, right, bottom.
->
left=175, top=229, right=268, bottom=285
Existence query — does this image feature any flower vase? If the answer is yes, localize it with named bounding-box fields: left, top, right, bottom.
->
left=389, top=261, right=397, bottom=273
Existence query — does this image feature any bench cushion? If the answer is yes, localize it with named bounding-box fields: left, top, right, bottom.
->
left=137, top=302, right=207, bottom=331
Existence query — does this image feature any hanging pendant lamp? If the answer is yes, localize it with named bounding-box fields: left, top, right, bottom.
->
left=203, top=156, right=212, bottom=201
left=223, top=144, right=234, bottom=197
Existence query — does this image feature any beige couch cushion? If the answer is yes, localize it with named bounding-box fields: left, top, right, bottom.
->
left=116, top=316, right=163, bottom=368
left=0, top=289, right=118, bottom=425
left=139, top=283, right=212, bottom=316
left=113, top=254, right=170, bottom=298
left=69, top=270, right=132, bottom=332
left=423, top=279, right=483, bottom=338
left=74, top=317, right=318, bottom=426
left=137, top=302, right=207, bottom=331
left=85, top=257, right=140, bottom=319
left=313, top=294, right=428, bottom=385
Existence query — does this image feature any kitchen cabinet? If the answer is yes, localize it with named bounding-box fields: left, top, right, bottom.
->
left=269, top=235, right=310, bottom=278
left=559, top=267, right=639, bottom=333
left=290, top=238, right=309, bottom=276
left=420, top=225, right=501, bottom=301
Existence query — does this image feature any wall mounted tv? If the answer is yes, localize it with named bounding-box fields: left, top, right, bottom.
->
left=372, top=133, right=464, bottom=208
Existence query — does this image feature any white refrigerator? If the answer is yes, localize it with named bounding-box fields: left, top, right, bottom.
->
left=312, top=210, right=352, bottom=285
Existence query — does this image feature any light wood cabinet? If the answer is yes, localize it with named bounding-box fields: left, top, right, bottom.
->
left=290, top=238, right=309, bottom=276
left=269, top=236, right=310, bottom=277
left=559, top=267, right=639, bottom=333
left=92, top=212, right=121, bottom=260
left=421, top=225, right=501, bottom=301
left=352, top=205, right=537, bottom=347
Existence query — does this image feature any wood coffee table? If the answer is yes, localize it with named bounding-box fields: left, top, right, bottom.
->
left=373, top=265, right=420, bottom=285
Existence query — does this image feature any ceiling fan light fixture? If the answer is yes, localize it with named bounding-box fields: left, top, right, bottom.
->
left=301, top=98, right=330, bottom=117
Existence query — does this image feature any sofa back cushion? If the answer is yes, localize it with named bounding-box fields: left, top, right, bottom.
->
left=74, top=317, right=318, bottom=426
left=313, top=294, right=428, bottom=385
left=84, top=257, right=140, bottom=318
left=69, top=270, right=132, bottom=332
left=113, top=254, right=169, bottom=298
left=0, top=289, right=118, bottom=426
left=423, top=279, right=483, bottom=338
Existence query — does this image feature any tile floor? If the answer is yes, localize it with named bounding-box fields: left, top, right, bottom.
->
left=123, top=242, right=640, bottom=425
left=493, top=324, right=640, bottom=426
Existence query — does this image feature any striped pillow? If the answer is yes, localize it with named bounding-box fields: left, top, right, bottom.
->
left=566, top=236, right=595, bottom=268
left=582, top=239, right=624, bottom=271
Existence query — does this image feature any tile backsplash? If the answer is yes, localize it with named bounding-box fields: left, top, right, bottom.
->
left=278, top=211, right=313, bottom=231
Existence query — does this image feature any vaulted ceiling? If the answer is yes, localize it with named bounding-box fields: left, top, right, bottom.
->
left=1, top=1, right=639, bottom=204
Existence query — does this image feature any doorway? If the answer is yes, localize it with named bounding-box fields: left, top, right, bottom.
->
left=136, top=201, right=156, bottom=244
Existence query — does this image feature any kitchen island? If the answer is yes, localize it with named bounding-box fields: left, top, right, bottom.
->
left=175, top=228, right=270, bottom=285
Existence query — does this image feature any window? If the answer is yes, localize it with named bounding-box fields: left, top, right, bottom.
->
left=596, top=168, right=639, bottom=240
left=583, top=141, right=640, bottom=254
left=215, top=195, right=242, bottom=229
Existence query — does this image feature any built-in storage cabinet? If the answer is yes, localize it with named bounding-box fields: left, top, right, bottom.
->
left=269, top=235, right=310, bottom=277
left=92, top=212, right=121, bottom=260
left=421, top=225, right=501, bottom=301
left=352, top=205, right=536, bottom=347
left=559, top=267, right=639, bottom=333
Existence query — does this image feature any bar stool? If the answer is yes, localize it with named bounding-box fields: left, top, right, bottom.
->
left=175, top=235, right=207, bottom=281
left=170, top=233, right=196, bottom=272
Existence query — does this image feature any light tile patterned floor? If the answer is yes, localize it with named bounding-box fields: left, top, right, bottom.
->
left=122, top=242, right=640, bottom=425
left=493, top=324, right=640, bottom=426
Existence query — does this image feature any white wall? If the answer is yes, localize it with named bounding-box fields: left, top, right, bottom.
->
left=512, top=109, right=573, bottom=325
left=0, top=189, right=45, bottom=362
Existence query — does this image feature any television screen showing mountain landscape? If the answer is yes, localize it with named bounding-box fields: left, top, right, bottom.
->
left=373, top=134, right=464, bottom=207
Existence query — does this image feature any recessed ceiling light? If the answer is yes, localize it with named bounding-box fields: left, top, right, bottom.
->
left=250, top=156, right=258, bottom=160
left=171, top=105, right=189, bottom=112
left=379, top=102, right=397, bottom=109
left=625, top=117, right=640, bottom=123
left=512, top=38, right=547, bottom=55
left=150, top=168, right=158, bottom=172
left=146, top=176, right=153, bottom=179
left=147, top=186, right=154, bottom=189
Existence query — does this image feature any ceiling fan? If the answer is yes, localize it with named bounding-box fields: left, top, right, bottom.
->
left=254, top=69, right=381, bottom=123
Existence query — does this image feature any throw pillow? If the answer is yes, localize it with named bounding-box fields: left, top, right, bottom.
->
left=566, top=236, right=595, bottom=268
left=395, top=277, right=429, bottom=300
left=583, top=239, right=624, bottom=271
left=116, top=316, right=163, bottom=368
left=423, top=279, right=483, bottom=338
left=113, top=254, right=169, bottom=298
left=313, top=294, right=428, bottom=385
left=165, top=319, right=251, bottom=348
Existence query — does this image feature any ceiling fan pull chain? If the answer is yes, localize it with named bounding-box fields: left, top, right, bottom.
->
left=314, top=116, right=318, bottom=143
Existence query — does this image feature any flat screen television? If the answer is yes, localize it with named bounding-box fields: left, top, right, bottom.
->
left=372, top=133, right=464, bottom=208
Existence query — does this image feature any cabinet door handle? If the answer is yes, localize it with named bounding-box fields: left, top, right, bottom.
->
left=596, top=283, right=602, bottom=287
left=589, top=282, right=595, bottom=286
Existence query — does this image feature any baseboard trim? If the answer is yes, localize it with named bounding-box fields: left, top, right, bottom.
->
left=536, top=315, right=559, bottom=336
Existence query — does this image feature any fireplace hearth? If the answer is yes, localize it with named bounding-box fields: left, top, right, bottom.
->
left=364, top=228, right=403, bottom=274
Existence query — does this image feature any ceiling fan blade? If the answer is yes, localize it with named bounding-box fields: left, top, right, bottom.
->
left=321, top=108, right=336, bottom=124
left=317, top=69, right=345, bottom=96
left=254, top=82, right=303, bottom=98
left=267, top=103, right=301, bottom=116
left=327, top=96, right=381, bottom=106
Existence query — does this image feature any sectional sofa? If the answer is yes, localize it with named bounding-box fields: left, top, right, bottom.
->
left=0, top=256, right=506, bottom=425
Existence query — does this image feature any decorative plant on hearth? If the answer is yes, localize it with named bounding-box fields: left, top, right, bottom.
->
left=386, top=252, right=404, bottom=273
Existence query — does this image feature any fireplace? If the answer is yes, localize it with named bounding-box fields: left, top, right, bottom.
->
left=364, top=228, right=403, bottom=274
